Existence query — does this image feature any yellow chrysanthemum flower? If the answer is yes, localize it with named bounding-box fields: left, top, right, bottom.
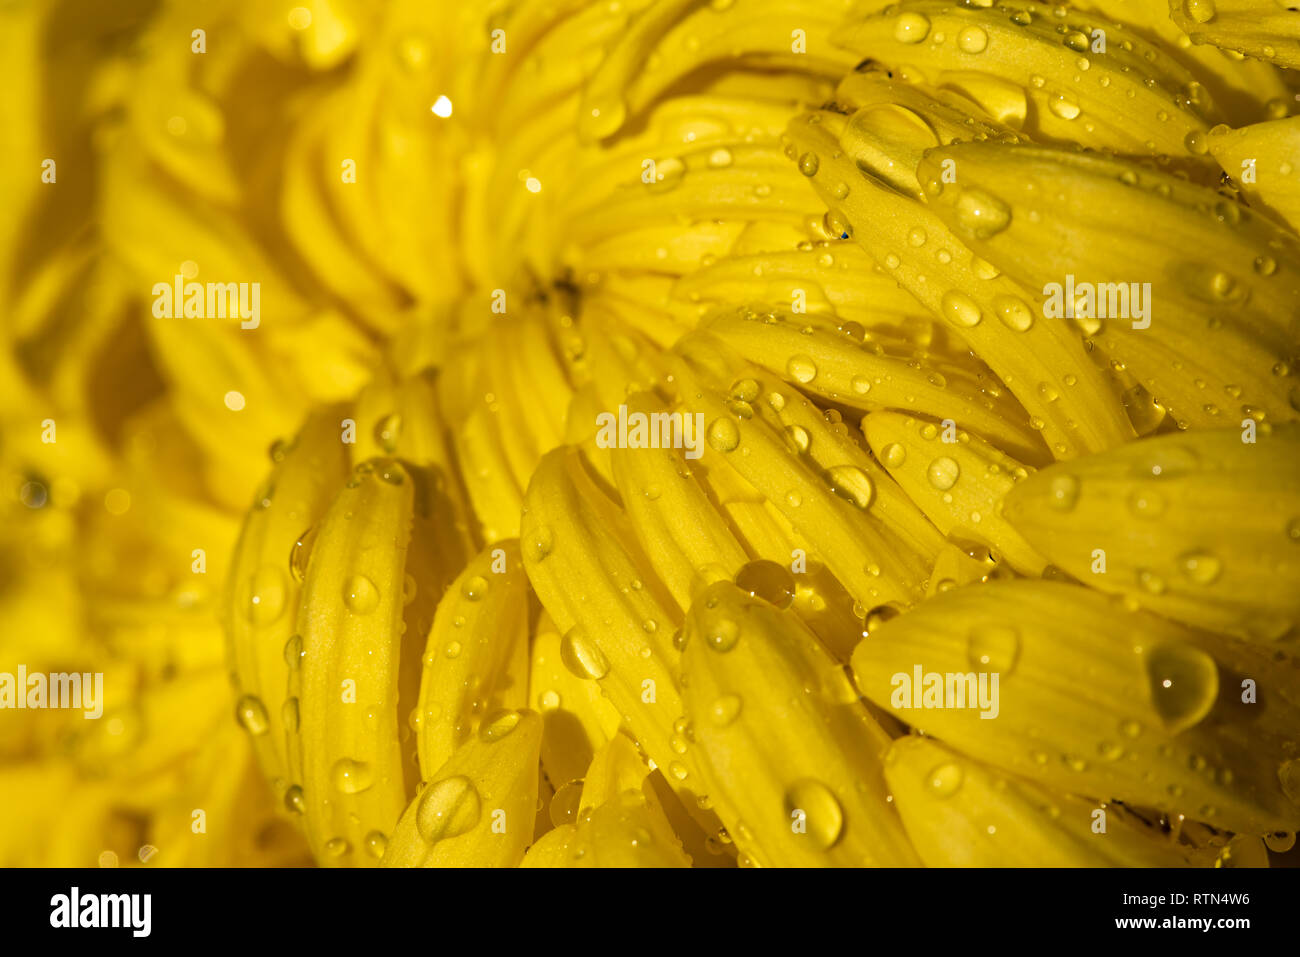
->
left=2, top=0, right=1298, bottom=869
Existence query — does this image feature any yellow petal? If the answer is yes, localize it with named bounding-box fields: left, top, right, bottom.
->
left=1003, top=425, right=1300, bottom=642
left=852, top=579, right=1300, bottom=835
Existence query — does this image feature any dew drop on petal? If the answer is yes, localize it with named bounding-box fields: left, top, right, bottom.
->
left=560, top=625, right=610, bottom=680
left=332, top=758, right=374, bottom=794
left=784, top=779, right=844, bottom=848
left=343, top=575, right=380, bottom=614
left=927, top=762, right=964, bottom=798
left=927, top=456, right=960, bottom=490
left=417, top=775, right=482, bottom=844
left=1146, top=643, right=1218, bottom=734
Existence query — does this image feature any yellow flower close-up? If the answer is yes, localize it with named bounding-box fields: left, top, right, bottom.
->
left=2, top=0, right=1299, bottom=874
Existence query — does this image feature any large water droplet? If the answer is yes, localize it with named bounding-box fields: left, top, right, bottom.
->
left=927, top=456, right=960, bottom=490
left=827, top=465, right=875, bottom=510
left=881, top=443, right=907, bottom=468
left=735, top=560, right=795, bottom=609
left=958, top=25, right=988, bottom=53
left=560, top=625, right=610, bottom=680
left=707, top=417, right=741, bottom=452
left=709, top=694, right=743, bottom=726
left=784, top=779, right=844, bottom=849
left=1048, top=93, right=1081, bottom=120
left=479, top=709, right=522, bottom=741
left=940, top=290, right=982, bottom=327
left=955, top=188, right=1012, bottom=239
left=993, top=295, right=1033, bottom=332
left=1145, top=643, right=1218, bottom=734
left=417, top=775, right=482, bottom=843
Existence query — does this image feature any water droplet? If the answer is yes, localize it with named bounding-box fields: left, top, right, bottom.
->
left=374, top=413, right=402, bottom=453
left=881, top=443, right=907, bottom=468
left=927, top=762, right=964, bottom=798
left=958, top=25, right=989, bottom=53
left=908, top=227, right=927, bottom=247
left=993, top=295, right=1033, bottom=331
left=894, top=12, right=931, bottom=43
left=798, top=152, right=819, bottom=176
left=281, top=696, right=299, bottom=732
left=479, top=710, right=522, bottom=741
left=1179, top=551, right=1221, bottom=585
left=709, top=694, right=743, bottom=726
left=527, top=525, right=555, bottom=562
left=705, top=617, right=740, bottom=652
left=283, top=634, right=303, bottom=670
left=343, top=575, right=380, bottom=614
left=968, top=625, right=1020, bottom=672
left=707, top=417, right=741, bottom=452
left=284, top=785, right=305, bottom=815
left=417, top=775, right=482, bottom=843
left=462, top=575, right=489, bottom=601
left=927, top=456, right=960, bottom=490
left=940, top=290, right=982, bottom=327
left=1048, top=93, right=1081, bottom=120
left=823, top=209, right=853, bottom=240
left=235, top=695, right=269, bottom=736
left=332, top=758, right=374, bottom=794
left=1265, top=831, right=1297, bottom=853
left=1185, top=0, right=1216, bottom=22
left=851, top=375, right=872, bottom=395
left=955, top=188, right=1012, bottom=239
left=786, top=425, right=811, bottom=452
left=289, top=525, right=318, bottom=583
left=1063, top=30, right=1089, bottom=52
left=1047, top=474, right=1080, bottom=510
left=784, top=779, right=844, bottom=848
left=827, top=465, right=875, bottom=510
left=786, top=354, right=818, bottom=384
left=364, top=831, right=388, bottom=859
left=1146, top=643, right=1218, bottom=734
left=735, top=560, right=795, bottom=609
left=246, top=566, right=288, bottom=625
left=560, top=626, right=610, bottom=680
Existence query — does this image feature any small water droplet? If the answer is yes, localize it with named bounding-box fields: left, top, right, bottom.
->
left=332, top=758, right=374, bottom=794
left=235, top=695, right=269, bottom=736
left=927, top=762, right=964, bottom=798
left=343, top=575, right=380, bottom=614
